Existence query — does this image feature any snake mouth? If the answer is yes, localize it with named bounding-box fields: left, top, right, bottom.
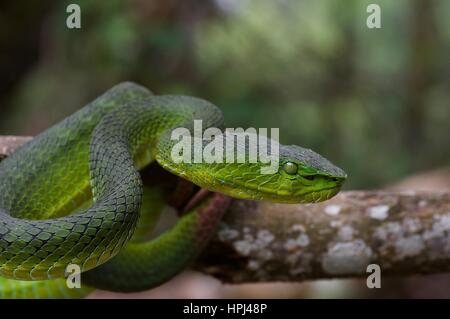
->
left=300, top=185, right=342, bottom=203
left=208, top=177, right=343, bottom=204
left=266, top=185, right=342, bottom=204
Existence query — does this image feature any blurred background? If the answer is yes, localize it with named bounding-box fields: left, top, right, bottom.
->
left=1, top=0, right=450, bottom=298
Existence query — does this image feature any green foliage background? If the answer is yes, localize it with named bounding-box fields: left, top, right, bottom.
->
left=1, top=0, right=449, bottom=189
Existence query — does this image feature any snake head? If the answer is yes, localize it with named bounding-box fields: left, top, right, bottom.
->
left=155, top=107, right=346, bottom=205
left=159, top=139, right=347, bottom=204
left=208, top=144, right=347, bottom=204
left=269, top=144, right=347, bottom=203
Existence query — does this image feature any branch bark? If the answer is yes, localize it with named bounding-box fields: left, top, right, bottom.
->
left=2, top=136, right=450, bottom=283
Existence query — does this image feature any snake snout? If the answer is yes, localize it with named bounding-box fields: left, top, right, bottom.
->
left=327, top=175, right=346, bottom=187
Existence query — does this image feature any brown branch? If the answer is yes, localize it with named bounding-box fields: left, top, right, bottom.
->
left=198, top=191, right=450, bottom=283
left=2, top=136, right=450, bottom=283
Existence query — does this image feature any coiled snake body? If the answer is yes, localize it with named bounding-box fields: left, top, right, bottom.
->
left=0, top=82, right=346, bottom=298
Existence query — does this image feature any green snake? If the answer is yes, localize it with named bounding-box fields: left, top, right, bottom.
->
left=0, top=82, right=346, bottom=298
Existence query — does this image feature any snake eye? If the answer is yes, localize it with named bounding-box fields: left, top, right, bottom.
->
left=282, top=162, right=298, bottom=175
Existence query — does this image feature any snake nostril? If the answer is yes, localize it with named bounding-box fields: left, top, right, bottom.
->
left=303, top=175, right=315, bottom=181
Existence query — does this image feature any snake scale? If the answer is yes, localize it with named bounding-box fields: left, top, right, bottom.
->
left=0, top=82, right=346, bottom=298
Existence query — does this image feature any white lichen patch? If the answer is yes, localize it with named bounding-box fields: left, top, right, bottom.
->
left=257, top=229, right=275, bottom=245
left=325, top=205, right=342, bottom=216
left=368, top=205, right=390, bottom=220
left=421, top=213, right=450, bottom=260
left=394, top=235, right=425, bottom=260
left=232, top=229, right=275, bottom=260
left=218, top=227, right=240, bottom=241
left=297, top=234, right=311, bottom=247
left=330, top=220, right=343, bottom=228
left=234, top=240, right=253, bottom=256
left=321, top=240, right=373, bottom=275
left=337, top=225, right=354, bottom=241
left=427, top=213, right=450, bottom=237
left=373, top=215, right=450, bottom=262
left=284, top=233, right=310, bottom=251
left=291, top=224, right=306, bottom=233
left=373, top=221, right=403, bottom=242
left=284, top=239, right=298, bottom=251
left=247, top=260, right=261, bottom=270
left=418, top=200, right=428, bottom=208
left=403, top=218, right=422, bottom=234
left=375, top=218, right=421, bottom=240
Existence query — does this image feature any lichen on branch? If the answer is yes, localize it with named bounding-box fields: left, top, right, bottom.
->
left=197, top=191, right=450, bottom=282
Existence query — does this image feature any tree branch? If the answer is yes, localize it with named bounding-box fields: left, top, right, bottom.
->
left=2, top=136, right=450, bottom=283
left=198, top=191, right=450, bottom=283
